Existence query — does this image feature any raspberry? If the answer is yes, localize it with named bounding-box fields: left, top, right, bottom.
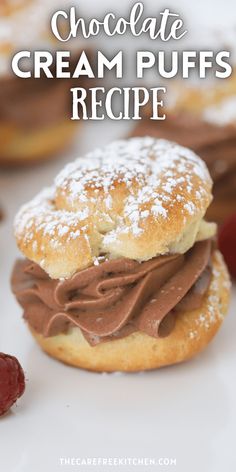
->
left=218, top=213, right=236, bottom=278
left=0, top=353, right=25, bottom=416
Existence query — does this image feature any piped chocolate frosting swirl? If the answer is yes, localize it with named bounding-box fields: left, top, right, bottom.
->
left=11, top=240, right=212, bottom=346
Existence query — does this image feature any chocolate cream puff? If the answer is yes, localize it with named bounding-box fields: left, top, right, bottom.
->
left=11, top=138, right=231, bottom=371
left=0, top=0, right=89, bottom=166
left=131, top=75, right=236, bottom=225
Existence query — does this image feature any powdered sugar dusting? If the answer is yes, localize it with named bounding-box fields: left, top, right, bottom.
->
left=203, top=97, right=236, bottom=127
left=14, top=187, right=90, bottom=253
left=184, top=202, right=196, bottom=215
left=55, top=137, right=211, bottom=243
left=188, top=251, right=230, bottom=341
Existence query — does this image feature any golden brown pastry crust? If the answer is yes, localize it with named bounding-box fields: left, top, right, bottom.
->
left=29, top=250, right=231, bottom=372
left=172, top=73, right=236, bottom=115
left=14, top=138, right=213, bottom=279
left=0, top=0, right=31, bottom=17
left=0, top=120, right=77, bottom=166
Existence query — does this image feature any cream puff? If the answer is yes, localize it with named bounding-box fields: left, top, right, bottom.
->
left=11, top=138, right=230, bottom=371
left=131, top=75, right=236, bottom=225
left=0, top=0, right=89, bottom=166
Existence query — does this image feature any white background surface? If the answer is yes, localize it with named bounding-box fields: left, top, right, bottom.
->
left=1, top=1, right=236, bottom=471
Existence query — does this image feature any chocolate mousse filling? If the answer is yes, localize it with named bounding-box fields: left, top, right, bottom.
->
left=11, top=240, right=212, bottom=346
left=0, top=52, right=93, bottom=131
left=0, top=74, right=90, bottom=130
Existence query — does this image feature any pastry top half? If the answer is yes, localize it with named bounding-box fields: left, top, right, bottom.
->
left=0, top=0, right=47, bottom=76
left=0, top=0, right=80, bottom=78
left=14, top=137, right=216, bottom=280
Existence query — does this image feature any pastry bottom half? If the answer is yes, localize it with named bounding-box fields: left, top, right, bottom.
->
left=0, top=120, right=78, bottom=166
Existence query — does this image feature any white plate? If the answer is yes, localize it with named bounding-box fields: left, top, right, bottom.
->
left=0, top=120, right=235, bottom=472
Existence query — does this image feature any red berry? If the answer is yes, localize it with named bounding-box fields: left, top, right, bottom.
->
left=0, top=353, right=25, bottom=416
left=218, top=213, right=236, bottom=278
